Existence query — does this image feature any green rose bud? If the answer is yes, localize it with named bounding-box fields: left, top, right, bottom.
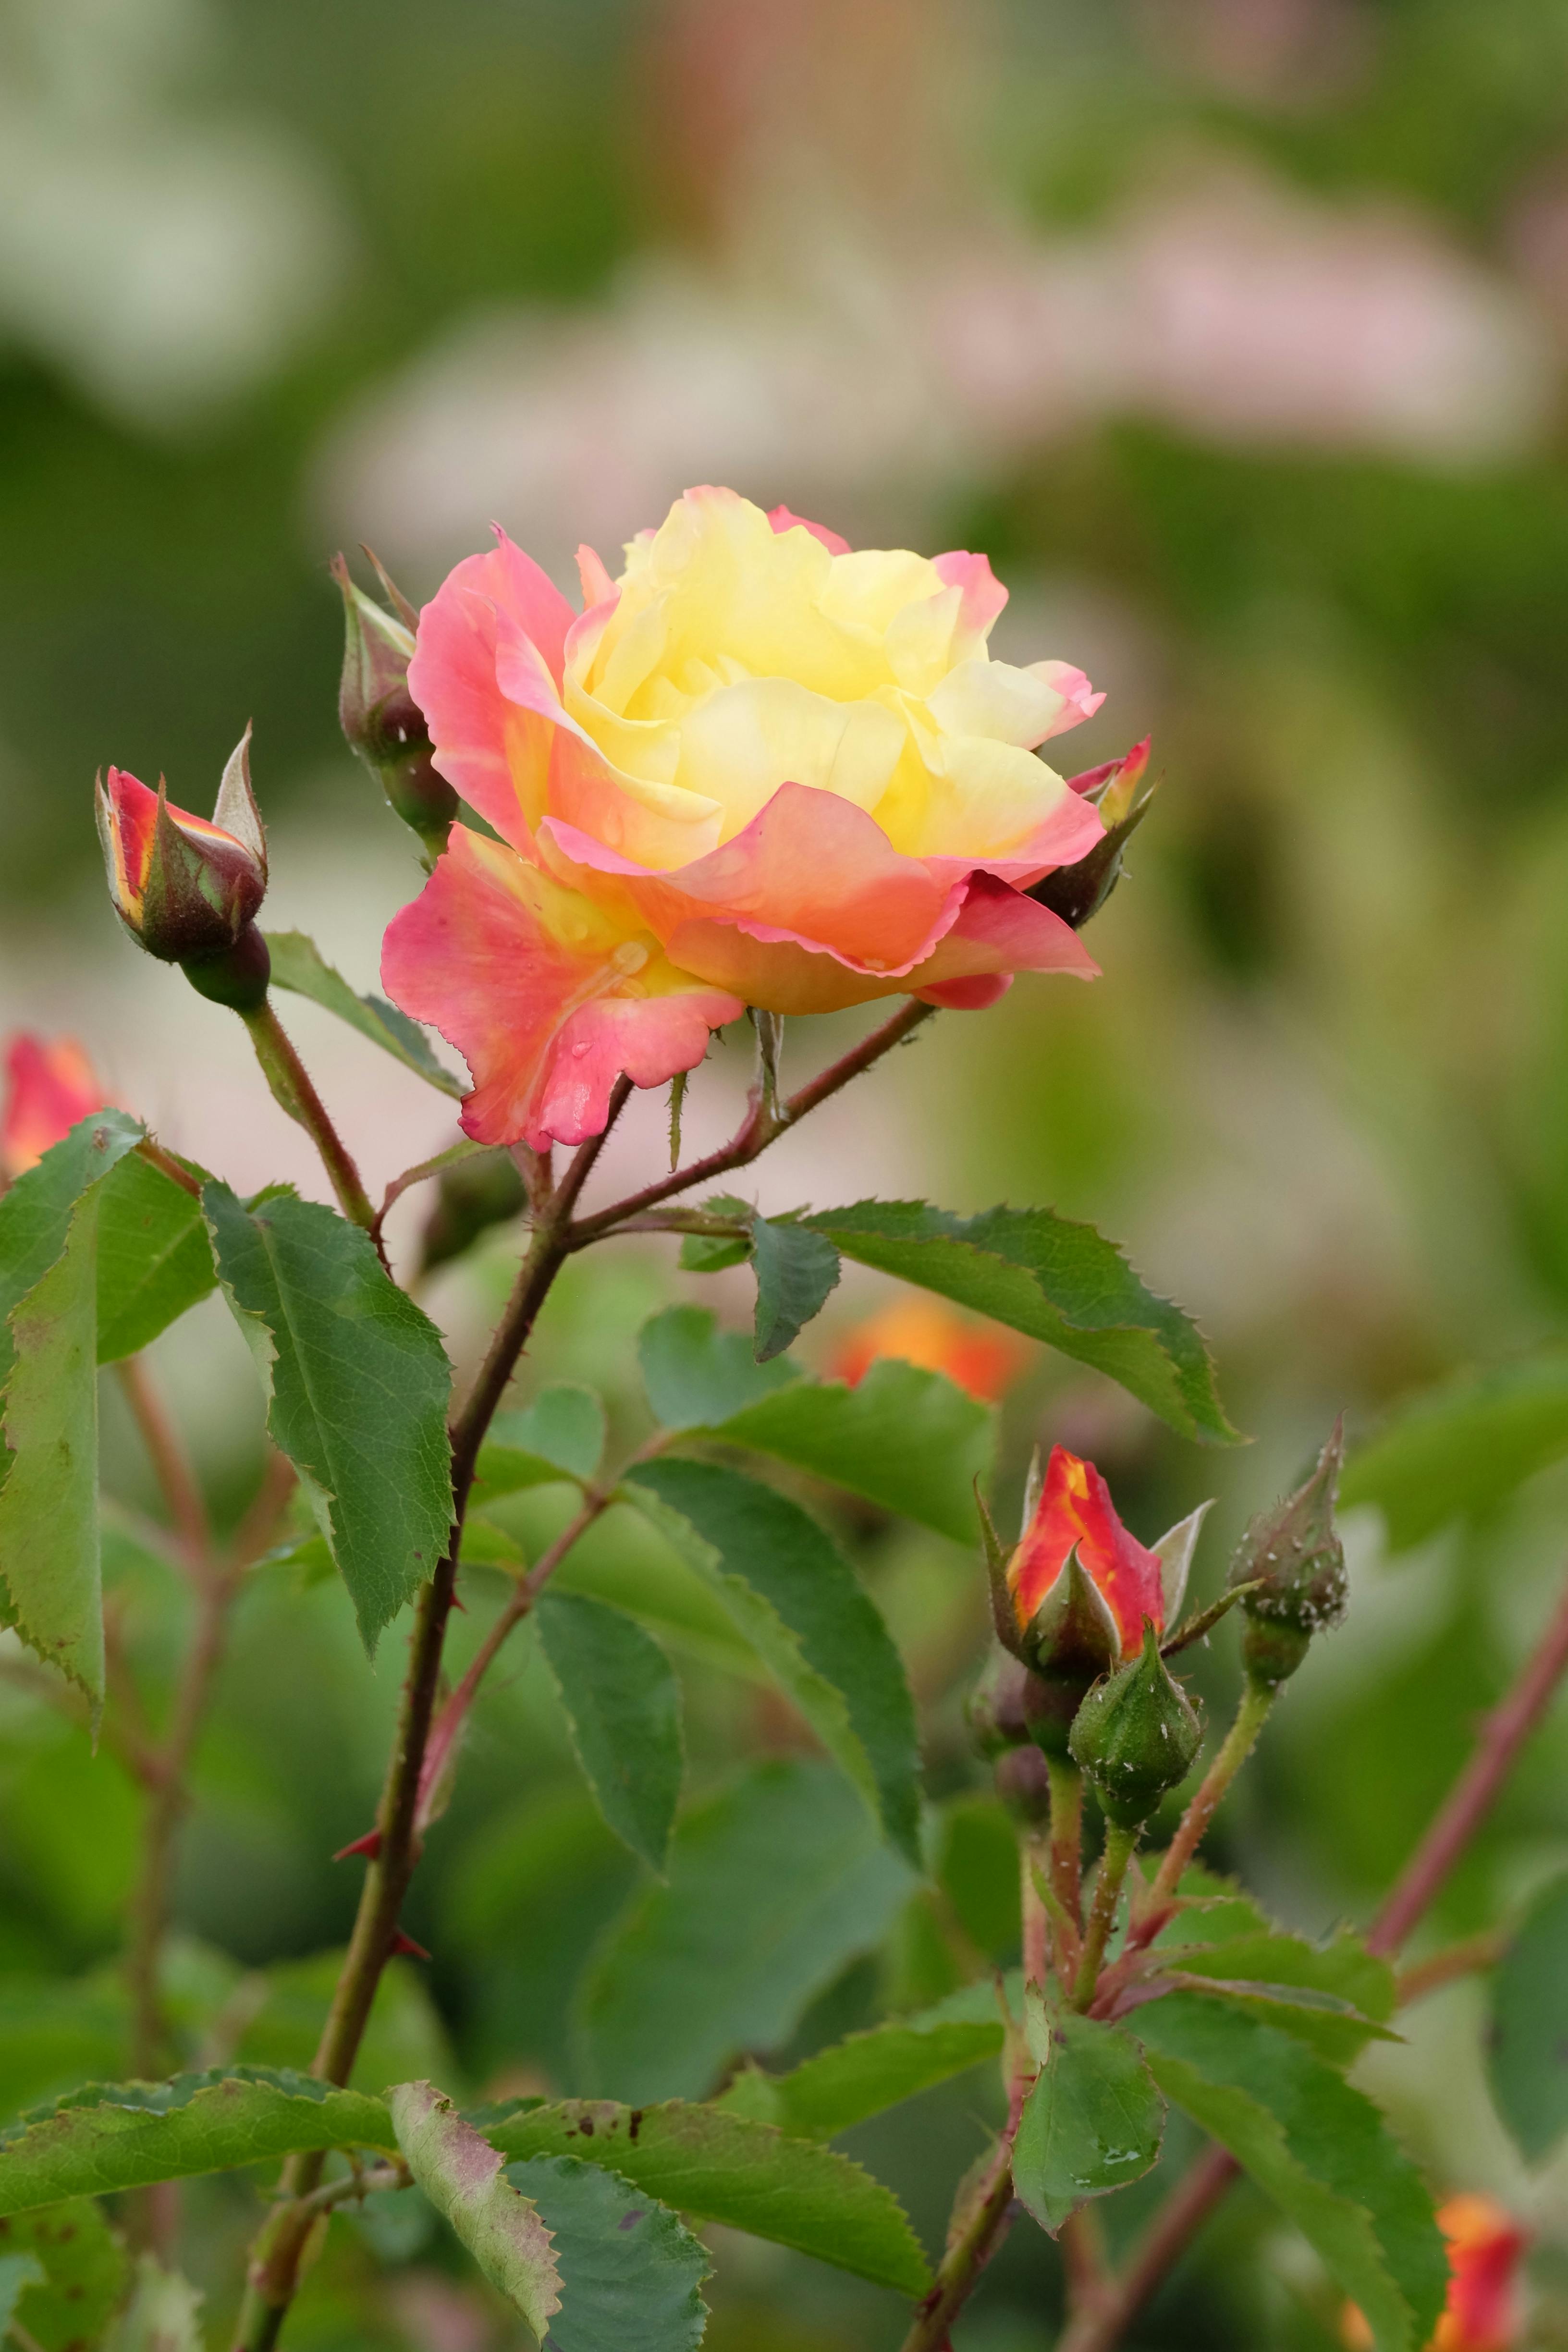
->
left=1228, top=1419, right=1348, bottom=1688
left=1068, top=1621, right=1202, bottom=1829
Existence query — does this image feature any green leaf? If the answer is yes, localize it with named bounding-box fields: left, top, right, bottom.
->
left=715, top=1985, right=1005, bottom=2139
left=504, top=2154, right=710, bottom=2352
left=1014, top=2009, right=1164, bottom=2233
left=751, top=1216, right=840, bottom=1362
left=473, top=2095, right=931, bottom=2297
left=678, top=1194, right=753, bottom=1274
left=578, top=1758, right=915, bottom=2104
left=104, top=2255, right=205, bottom=2352
left=263, top=928, right=464, bottom=1096
left=639, top=1305, right=799, bottom=1431
left=0, top=2069, right=396, bottom=2216
left=799, top=1200, right=1238, bottom=1445
left=535, top=1590, right=683, bottom=1874
left=701, top=1358, right=995, bottom=1543
left=1489, top=1870, right=1568, bottom=2163
left=624, top=1458, right=920, bottom=1862
left=203, top=1182, right=453, bottom=1651
left=0, top=1112, right=145, bottom=1383
left=390, top=2082, right=560, bottom=2332
left=475, top=1385, right=607, bottom=1499
left=1151, top=1980, right=1396, bottom=2069
left=1155, top=1922, right=1396, bottom=2027
left=0, top=1186, right=110, bottom=1703
left=0, top=2200, right=127, bottom=2352
left=94, top=1150, right=215, bottom=1362
left=1136, top=1993, right=1447, bottom=2352
left=1341, top=1348, right=1568, bottom=1549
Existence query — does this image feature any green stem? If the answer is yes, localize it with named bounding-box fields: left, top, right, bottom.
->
left=1140, top=1677, right=1275, bottom=1923
left=240, top=999, right=376, bottom=1231
left=1073, top=1824, right=1139, bottom=2009
left=1048, top=1758, right=1085, bottom=1941
left=897, top=2153, right=1017, bottom=2352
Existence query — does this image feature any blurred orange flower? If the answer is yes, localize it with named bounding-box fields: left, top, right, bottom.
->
left=1344, top=2195, right=1527, bottom=2352
left=0, top=1034, right=106, bottom=1179
left=829, top=1296, right=1028, bottom=1403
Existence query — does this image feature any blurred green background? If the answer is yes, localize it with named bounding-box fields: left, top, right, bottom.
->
left=7, top=0, right=1568, bottom=2342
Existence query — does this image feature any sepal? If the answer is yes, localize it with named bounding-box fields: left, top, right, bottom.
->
left=333, top=551, right=456, bottom=862
left=1028, top=739, right=1156, bottom=930
left=1151, top=1497, right=1214, bottom=1625
left=1021, top=1543, right=1122, bottom=1682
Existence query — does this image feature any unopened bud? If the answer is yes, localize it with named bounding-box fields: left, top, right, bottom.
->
left=1228, top=1419, right=1348, bottom=1688
left=333, top=552, right=456, bottom=863
left=97, top=733, right=270, bottom=1007
left=965, top=1648, right=1035, bottom=1760
left=994, top=1741, right=1053, bottom=1827
left=419, top=1146, right=527, bottom=1273
left=1068, top=1621, right=1202, bottom=1829
left=1029, top=740, right=1155, bottom=931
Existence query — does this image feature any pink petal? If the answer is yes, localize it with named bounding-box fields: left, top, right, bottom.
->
left=380, top=825, right=740, bottom=1151
left=923, top=789, right=1105, bottom=892
left=910, top=872, right=1099, bottom=1002
left=767, top=504, right=852, bottom=556
left=931, top=550, right=1008, bottom=653
left=576, top=543, right=617, bottom=608
left=408, top=566, right=566, bottom=855
left=1035, top=660, right=1106, bottom=739
left=542, top=782, right=961, bottom=978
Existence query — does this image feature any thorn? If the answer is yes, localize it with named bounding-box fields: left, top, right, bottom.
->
left=333, top=1828, right=381, bottom=1862
left=390, top=1928, right=431, bottom=1961
left=449, top=1590, right=467, bottom=1614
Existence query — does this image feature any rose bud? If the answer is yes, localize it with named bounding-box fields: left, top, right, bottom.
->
left=1344, top=2193, right=1527, bottom=2352
left=831, top=1296, right=1028, bottom=1402
left=1067, top=1620, right=1202, bottom=1829
left=97, top=731, right=270, bottom=1009
left=1228, top=1419, right=1348, bottom=1689
left=965, top=1646, right=1037, bottom=1760
left=418, top=1145, right=527, bottom=1274
left=1, top=1034, right=106, bottom=1180
left=1029, top=739, right=1156, bottom=931
left=333, top=552, right=456, bottom=865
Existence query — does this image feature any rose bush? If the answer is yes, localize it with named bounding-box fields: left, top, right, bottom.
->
left=382, top=485, right=1115, bottom=1148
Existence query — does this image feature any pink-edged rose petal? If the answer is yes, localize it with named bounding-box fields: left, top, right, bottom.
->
left=381, top=824, right=740, bottom=1150
left=767, top=503, right=852, bottom=556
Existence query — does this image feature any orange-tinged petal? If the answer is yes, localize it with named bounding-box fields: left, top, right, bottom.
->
left=830, top=1298, right=1029, bottom=1402
left=380, top=826, right=742, bottom=1151
left=1008, top=1446, right=1164, bottom=1655
left=1436, top=2196, right=1527, bottom=2352
left=1, top=1035, right=107, bottom=1177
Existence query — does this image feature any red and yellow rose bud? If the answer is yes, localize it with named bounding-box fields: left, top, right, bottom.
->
left=1008, top=1446, right=1166, bottom=1679
left=830, top=1297, right=1029, bottom=1403
left=333, top=552, right=457, bottom=864
left=1228, top=1418, right=1348, bottom=1689
left=97, top=731, right=270, bottom=1009
left=0, top=1034, right=106, bottom=1179
left=1344, top=2194, right=1526, bottom=2352
left=1028, top=739, right=1157, bottom=932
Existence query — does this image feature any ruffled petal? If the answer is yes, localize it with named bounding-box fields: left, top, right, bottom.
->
left=406, top=534, right=575, bottom=851
left=931, top=549, right=1009, bottom=656
left=1034, top=660, right=1106, bottom=739
left=910, top=871, right=1099, bottom=1005
left=542, top=782, right=961, bottom=976
left=767, top=504, right=851, bottom=556
left=380, top=824, right=740, bottom=1150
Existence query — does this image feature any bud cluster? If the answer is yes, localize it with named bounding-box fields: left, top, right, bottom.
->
left=968, top=1421, right=1348, bottom=1830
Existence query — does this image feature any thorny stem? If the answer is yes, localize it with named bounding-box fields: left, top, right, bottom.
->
left=1073, top=1824, right=1139, bottom=2009
left=1048, top=1758, right=1085, bottom=1946
left=234, top=1014, right=939, bottom=2348
left=1055, top=1559, right=1568, bottom=2352
left=898, top=2061, right=1032, bottom=2352
left=1022, top=1832, right=1052, bottom=1991
left=1135, top=1676, right=1276, bottom=1931
left=240, top=999, right=377, bottom=1235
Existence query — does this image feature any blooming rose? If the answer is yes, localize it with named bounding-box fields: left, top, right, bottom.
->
left=831, top=1296, right=1028, bottom=1402
left=1009, top=1445, right=1165, bottom=1660
left=382, top=487, right=1117, bottom=1150
left=1344, top=2195, right=1526, bottom=2351
left=0, top=1034, right=106, bottom=1178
